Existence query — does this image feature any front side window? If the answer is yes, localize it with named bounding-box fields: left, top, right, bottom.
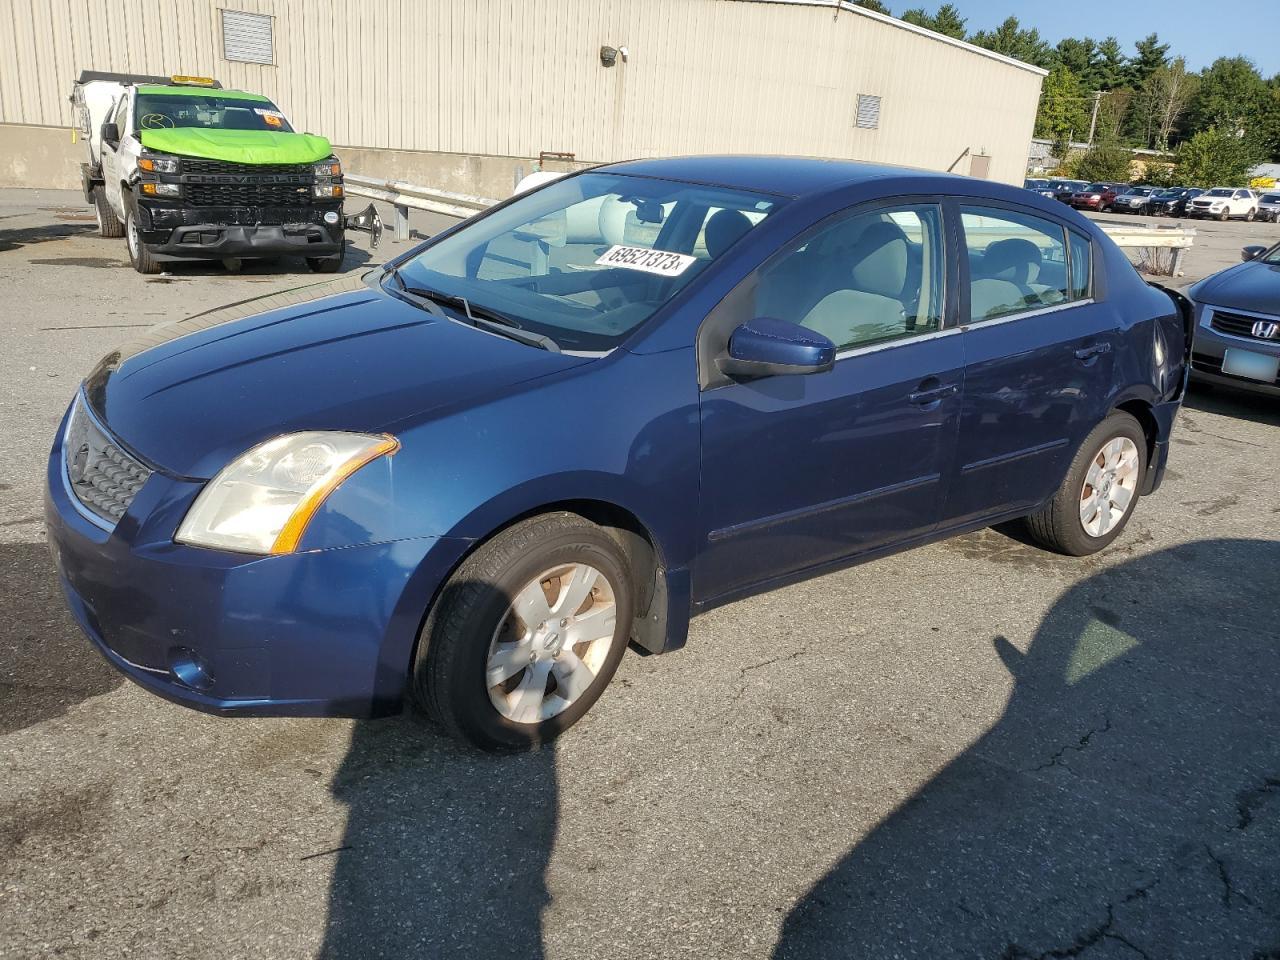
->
left=750, top=204, right=945, bottom=352
left=393, top=172, right=779, bottom=351
left=133, top=92, right=294, bottom=133
left=962, top=206, right=1080, bottom=322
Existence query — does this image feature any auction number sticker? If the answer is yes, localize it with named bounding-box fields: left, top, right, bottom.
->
left=254, top=108, right=286, bottom=127
left=594, top=245, right=697, bottom=277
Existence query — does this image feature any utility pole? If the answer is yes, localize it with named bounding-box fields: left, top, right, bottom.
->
left=1087, top=90, right=1103, bottom=147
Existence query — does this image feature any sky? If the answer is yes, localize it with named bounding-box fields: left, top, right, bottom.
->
left=950, top=0, right=1279, bottom=76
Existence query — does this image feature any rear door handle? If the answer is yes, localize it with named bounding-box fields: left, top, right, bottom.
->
left=909, top=382, right=959, bottom=405
left=1074, top=342, right=1112, bottom=360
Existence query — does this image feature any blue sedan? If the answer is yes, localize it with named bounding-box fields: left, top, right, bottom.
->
left=46, top=156, right=1191, bottom=750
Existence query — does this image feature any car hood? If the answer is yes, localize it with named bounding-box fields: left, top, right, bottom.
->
left=139, top=128, right=333, bottom=165
left=84, top=273, right=590, bottom=478
left=1190, top=259, right=1280, bottom=316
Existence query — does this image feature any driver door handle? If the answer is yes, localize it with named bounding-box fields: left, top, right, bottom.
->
left=1074, top=342, right=1112, bottom=361
left=909, top=381, right=959, bottom=405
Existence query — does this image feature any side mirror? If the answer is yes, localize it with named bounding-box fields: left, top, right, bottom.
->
left=1241, top=245, right=1267, bottom=262
left=100, top=122, right=120, bottom=147
left=717, top=317, right=835, bottom=379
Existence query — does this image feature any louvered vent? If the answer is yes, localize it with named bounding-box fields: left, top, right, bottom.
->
left=221, top=9, right=274, bottom=65
left=855, top=94, right=881, bottom=130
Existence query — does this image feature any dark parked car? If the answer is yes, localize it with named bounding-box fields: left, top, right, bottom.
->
left=45, top=156, right=1191, bottom=750
left=1147, top=187, right=1203, bottom=217
left=1257, top=192, right=1280, bottom=222
left=1071, top=182, right=1125, bottom=212
left=1113, top=185, right=1157, bottom=213
left=1050, top=179, right=1089, bottom=203
left=1187, top=241, right=1280, bottom=397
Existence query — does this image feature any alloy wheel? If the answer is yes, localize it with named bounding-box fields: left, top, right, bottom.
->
left=1079, top=437, right=1140, bottom=537
left=486, top=563, right=617, bottom=724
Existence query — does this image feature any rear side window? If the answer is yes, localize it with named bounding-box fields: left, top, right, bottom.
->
left=961, top=206, right=1079, bottom=323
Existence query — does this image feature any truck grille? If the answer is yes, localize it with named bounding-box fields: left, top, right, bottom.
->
left=182, top=159, right=313, bottom=177
left=187, top=182, right=314, bottom=207
left=64, top=398, right=151, bottom=526
left=1210, top=309, right=1279, bottom=340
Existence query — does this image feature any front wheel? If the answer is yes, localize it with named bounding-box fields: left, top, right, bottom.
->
left=1023, top=412, right=1147, bottom=556
left=411, top=512, right=633, bottom=751
left=125, top=211, right=161, bottom=274
left=1218, top=208, right=1230, bottom=222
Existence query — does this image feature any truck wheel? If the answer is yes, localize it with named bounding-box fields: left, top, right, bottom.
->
left=93, top=187, right=124, bottom=238
left=306, top=251, right=344, bottom=273
left=125, top=211, right=161, bottom=274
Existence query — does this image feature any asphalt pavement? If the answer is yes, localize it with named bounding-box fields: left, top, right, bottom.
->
left=1, top=188, right=1279, bottom=959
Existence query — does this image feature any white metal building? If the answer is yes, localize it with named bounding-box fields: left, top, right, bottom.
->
left=0, top=0, right=1045, bottom=194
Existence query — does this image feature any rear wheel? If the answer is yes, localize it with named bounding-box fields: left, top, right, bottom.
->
left=1023, top=412, right=1147, bottom=557
left=411, top=512, right=633, bottom=751
left=93, top=187, right=124, bottom=238
left=125, top=211, right=161, bottom=274
left=1244, top=207, right=1256, bottom=222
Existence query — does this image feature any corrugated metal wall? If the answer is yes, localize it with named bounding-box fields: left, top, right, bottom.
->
left=0, top=0, right=1043, bottom=184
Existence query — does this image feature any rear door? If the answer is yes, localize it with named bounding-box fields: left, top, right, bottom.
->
left=945, top=203, right=1115, bottom=525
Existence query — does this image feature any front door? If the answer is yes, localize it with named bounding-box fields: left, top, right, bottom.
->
left=946, top=203, right=1116, bottom=525
left=696, top=202, right=963, bottom=604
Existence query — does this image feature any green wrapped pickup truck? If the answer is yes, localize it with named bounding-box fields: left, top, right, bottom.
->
left=72, top=72, right=348, bottom=274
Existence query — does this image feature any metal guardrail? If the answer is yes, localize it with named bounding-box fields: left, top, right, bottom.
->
left=344, top=172, right=1198, bottom=275
left=344, top=174, right=499, bottom=241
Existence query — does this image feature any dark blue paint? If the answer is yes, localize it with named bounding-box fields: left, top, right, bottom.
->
left=45, top=157, right=1187, bottom=718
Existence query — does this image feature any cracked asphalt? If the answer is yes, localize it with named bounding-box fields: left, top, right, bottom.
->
left=2, top=189, right=1279, bottom=959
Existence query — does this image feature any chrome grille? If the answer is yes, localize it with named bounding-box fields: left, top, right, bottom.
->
left=64, top=398, right=151, bottom=526
left=1210, top=309, right=1279, bottom=341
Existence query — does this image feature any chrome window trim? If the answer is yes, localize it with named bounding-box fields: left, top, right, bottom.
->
left=834, top=325, right=962, bottom=361
left=963, top=297, right=1095, bottom=331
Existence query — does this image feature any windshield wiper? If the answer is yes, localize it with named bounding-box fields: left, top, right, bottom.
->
left=385, top=268, right=560, bottom=352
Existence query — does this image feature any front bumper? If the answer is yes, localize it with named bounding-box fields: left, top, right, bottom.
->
left=1189, top=304, right=1280, bottom=397
left=1071, top=198, right=1104, bottom=210
left=44, top=407, right=469, bottom=717
left=135, top=200, right=345, bottom=259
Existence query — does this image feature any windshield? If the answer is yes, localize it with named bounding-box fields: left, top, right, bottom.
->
left=133, top=93, right=294, bottom=133
left=1085, top=183, right=1110, bottom=192
left=1261, top=194, right=1280, bottom=202
left=1155, top=189, right=1182, bottom=198
left=1205, top=188, right=1234, bottom=197
left=390, top=172, right=780, bottom=351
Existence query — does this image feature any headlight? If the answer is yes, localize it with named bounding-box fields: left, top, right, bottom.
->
left=313, top=182, right=344, bottom=198
left=141, top=182, right=181, bottom=197
left=313, top=158, right=342, bottom=177
left=138, top=155, right=180, bottom=174
left=176, top=431, right=399, bottom=554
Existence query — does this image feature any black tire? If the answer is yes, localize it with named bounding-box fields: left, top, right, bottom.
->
left=1218, top=208, right=1230, bottom=222
left=124, top=210, right=161, bottom=274
left=306, top=250, right=344, bottom=273
left=411, top=512, right=634, bottom=751
left=1023, top=412, right=1148, bottom=557
left=1244, top=207, right=1256, bottom=222
left=93, top=187, right=124, bottom=238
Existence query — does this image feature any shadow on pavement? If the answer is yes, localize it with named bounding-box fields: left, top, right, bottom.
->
left=1183, top=383, right=1280, bottom=428
left=773, top=538, right=1280, bottom=959
left=319, top=579, right=556, bottom=960
left=0, top=541, right=124, bottom=736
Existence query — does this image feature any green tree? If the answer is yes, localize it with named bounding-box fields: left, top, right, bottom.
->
left=1189, top=56, right=1268, bottom=133
left=1072, top=140, right=1134, bottom=183
left=851, top=0, right=892, bottom=14
left=1128, top=33, right=1169, bottom=86
left=1174, top=126, right=1262, bottom=186
left=1035, top=67, right=1090, bottom=145
left=900, top=3, right=965, bottom=39
left=1053, top=37, right=1100, bottom=90
left=968, top=17, right=1053, bottom=69
left=1094, top=37, right=1129, bottom=90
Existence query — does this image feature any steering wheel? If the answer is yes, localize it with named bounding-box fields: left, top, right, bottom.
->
left=139, top=113, right=175, bottom=130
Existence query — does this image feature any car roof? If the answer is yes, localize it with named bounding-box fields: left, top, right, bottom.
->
left=596, top=155, right=968, bottom=199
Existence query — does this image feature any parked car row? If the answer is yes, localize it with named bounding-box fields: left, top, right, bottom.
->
left=1024, top=179, right=1280, bottom=222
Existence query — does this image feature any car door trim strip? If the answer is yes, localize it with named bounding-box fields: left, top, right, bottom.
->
left=706, top=472, right=940, bottom=543
left=959, top=437, right=1070, bottom=474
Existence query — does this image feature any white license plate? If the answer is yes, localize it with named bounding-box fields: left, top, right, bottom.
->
left=1222, top=347, right=1280, bottom=383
